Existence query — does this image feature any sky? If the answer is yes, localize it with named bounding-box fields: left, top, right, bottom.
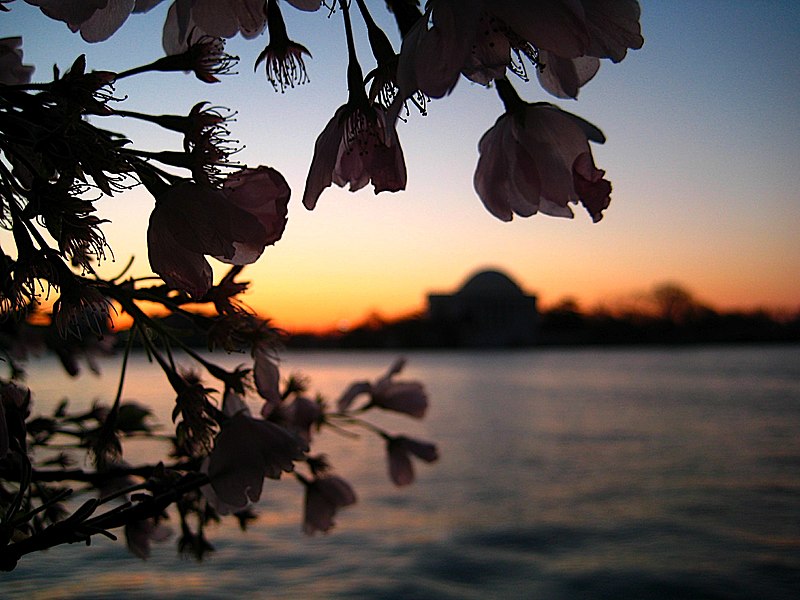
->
left=2, top=1, right=799, bottom=332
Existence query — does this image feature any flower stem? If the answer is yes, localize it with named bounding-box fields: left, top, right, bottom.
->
left=340, top=0, right=368, bottom=104
left=495, top=77, right=525, bottom=113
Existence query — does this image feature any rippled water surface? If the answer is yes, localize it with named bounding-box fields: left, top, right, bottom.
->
left=3, top=345, right=799, bottom=599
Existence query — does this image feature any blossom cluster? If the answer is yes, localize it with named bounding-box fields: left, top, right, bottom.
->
left=201, top=356, right=436, bottom=534
left=0, top=0, right=641, bottom=568
left=19, top=0, right=642, bottom=225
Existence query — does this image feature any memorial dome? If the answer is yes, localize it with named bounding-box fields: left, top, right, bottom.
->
left=457, top=270, right=524, bottom=297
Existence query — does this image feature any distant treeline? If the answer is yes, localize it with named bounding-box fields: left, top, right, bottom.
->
left=287, top=284, right=800, bottom=349
left=68, top=283, right=798, bottom=351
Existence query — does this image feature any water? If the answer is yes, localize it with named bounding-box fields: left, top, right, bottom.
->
left=2, top=345, right=799, bottom=599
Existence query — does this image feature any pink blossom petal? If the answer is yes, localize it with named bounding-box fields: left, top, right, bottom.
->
left=489, top=0, right=590, bottom=58
left=413, top=0, right=481, bottom=98
left=474, top=120, right=516, bottom=221
left=79, top=0, right=135, bottom=42
left=285, top=0, right=321, bottom=11
left=336, top=381, right=372, bottom=412
left=147, top=204, right=213, bottom=297
left=388, top=357, right=407, bottom=376
left=373, top=381, right=428, bottom=418
left=223, top=166, right=290, bottom=245
left=462, top=12, right=512, bottom=85
left=402, top=437, right=439, bottom=463
left=286, top=395, right=321, bottom=443
left=222, top=388, right=251, bottom=417
left=333, top=137, right=371, bottom=192
left=187, top=0, right=240, bottom=38
left=207, top=414, right=306, bottom=509
left=387, top=437, right=439, bottom=486
left=387, top=440, right=415, bottom=486
left=513, top=105, right=589, bottom=209
left=228, top=0, right=268, bottom=38
left=395, top=20, right=425, bottom=102
left=302, top=109, right=345, bottom=209
left=506, top=131, right=543, bottom=217
left=573, top=151, right=611, bottom=222
left=582, top=0, right=644, bottom=62
left=24, top=0, right=107, bottom=32
left=133, top=0, right=166, bottom=12
left=379, top=357, right=406, bottom=384
left=253, top=344, right=281, bottom=415
left=158, top=183, right=251, bottom=260
left=475, top=101, right=611, bottom=223
left=366, top=140, right=407, bottom=194
left=306, top=105, right=406, bottom=206
left=303, top=475, right=356, bottom=534
left=157, top=181, right=270, bottom=267
left=161, top=1, right=192, bottom=54
left=181, top=0, right=267, bottom=39
left=536, top=51, right=600, bottom=99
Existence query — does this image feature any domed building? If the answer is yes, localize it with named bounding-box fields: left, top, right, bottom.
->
left=427, top=269, right=538, bottom=347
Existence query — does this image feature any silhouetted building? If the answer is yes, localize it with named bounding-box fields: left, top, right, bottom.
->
left=427, top=269, right=538, bottom=347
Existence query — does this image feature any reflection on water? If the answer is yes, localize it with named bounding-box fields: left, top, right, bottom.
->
left=3, top=345, right=800, bottom=599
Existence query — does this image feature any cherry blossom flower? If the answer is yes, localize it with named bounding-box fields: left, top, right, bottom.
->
left=285, top=0, right=321, bottom=11
left=351, top=0, right=420, bottom=115
left=386, top=435, right=438, bottom=487
left=535, top=50, right=599, bottom=99
left=337, top=358, right=428, bottom=418
left=125, top=516, right=173, bottom=559
left=486, top=0, right=591, bottom=60
left=147, top=182, right=265, bottom=297
left=0, top=37, right=34, bottom=85
left=223, top=166, right=290, bottom=247
left=253, top=341, right=282, bottom=416
left=530, top=1, right=642, bottom=98
left=488, top=0, right=641, bottom=98
left=51, top=277, right=112, bottom=338
left=283, top=395, right=322, bottom=443
left=49, top=54, right=118, bottom=116
left=32, top=178, right=111, bottom=270
left=181, top=0, right=267, bottom=38
left=255, top=0, right=311, bottom=93
left=124, top=102, right=239, bottom=180
left=153, top=35, right=238, bottom=83
left=255, top=40, right=310, bottom=93
left=474, top=80, right=611, bottom=223
left=167, top=370, right=218, bottom=455
left=396, top=0, right=642, bottom=100
left=147, top=168, right=289, bottom=297
left=461, top=12, right=513, bottom=86
left=303, top=0, right=406, bottom=209
left=302, top=475, right=357, bottom=534
left=302, top=101, right=406, bottom=210
left=24, top=0, right=166, bottom=43
left=372, top=380, right=427, bottom=418
left=221, top=388, right=250, bottom=418
left=161, top=0, right=267, bottom=54
left=204, top=413, right=307, bottom=512
left=204, top=265, right=249, bottom=315
left=396, top=0, right=481, bottom=99
left=580, top=0, right=644, bottom=63
left=183, top=102, right=232, bottom=151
